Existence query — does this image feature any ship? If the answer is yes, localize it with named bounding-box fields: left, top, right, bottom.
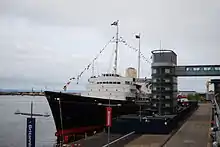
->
left=44, top=21, right=152, bottom=144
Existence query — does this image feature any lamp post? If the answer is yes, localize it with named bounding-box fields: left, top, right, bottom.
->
left=97, top=100, right=121, bottom=147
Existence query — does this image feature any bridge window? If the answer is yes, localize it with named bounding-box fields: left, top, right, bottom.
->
left=117, top=82, right=121, bottom=84
left=165, top=87, right=170, bottom=91
left=215, top=67, right=220, bottom=71
left=193, top=67, right=199, bottom=71
left=113, top=82, right=116, bottom=84
left=109, top=82, right=113, bottom=84
left=186, top=67, right=193, bottom=71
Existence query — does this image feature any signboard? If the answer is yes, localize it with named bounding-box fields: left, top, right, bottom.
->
left=26, top=118, right=35, bottom=147
left=106, top=107, right=112, bottom=127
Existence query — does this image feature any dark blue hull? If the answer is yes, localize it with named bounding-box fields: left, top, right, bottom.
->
left=44, top=91, right=139, bottom=139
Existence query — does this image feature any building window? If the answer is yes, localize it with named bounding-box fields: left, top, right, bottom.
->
left=165, top=87, right=170, bottom=91
left=152, top=69, right=157, bottom=74
left=164, top=111, right=170, bottom=115
left=165, top=79, right=170, bottom=83
left=165, top=96, right=170, bottom=99
left=153, top=95, right=157, bottom=99
left=165, top=103, right=170, bottom=107
left=165, top=68, right=170, bottom=73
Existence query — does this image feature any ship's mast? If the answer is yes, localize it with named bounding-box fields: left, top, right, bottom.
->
left=112, top=20, right=119, bottom=74
left=137, top=33, right=141, bottom=78
left=92, top=60, right=95, bottom=77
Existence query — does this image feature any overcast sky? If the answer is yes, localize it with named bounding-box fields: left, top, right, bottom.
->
left=0, top=0, right=219, bottom=92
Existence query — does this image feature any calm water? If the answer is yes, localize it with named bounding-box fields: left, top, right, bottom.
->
left=0, top=95, right=56, bottom=147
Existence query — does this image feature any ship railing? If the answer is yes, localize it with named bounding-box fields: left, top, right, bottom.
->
left=210, top=94, right=220, bottom=146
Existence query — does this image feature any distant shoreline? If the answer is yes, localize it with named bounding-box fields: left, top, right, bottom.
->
left=0, top=92, right=45, bottom=96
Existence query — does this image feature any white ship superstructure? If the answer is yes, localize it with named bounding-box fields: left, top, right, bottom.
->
left=81, top=73, right=152, bottom=101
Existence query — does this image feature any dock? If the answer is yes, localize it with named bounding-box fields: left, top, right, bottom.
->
left=67, top=103, right=212, bottom=147
left=126, top=103, right=212, bottom=147
left=163, top=103, right=212, bottom=147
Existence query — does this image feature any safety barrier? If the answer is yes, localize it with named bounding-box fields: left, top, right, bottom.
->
left=210, top=96, right=220, bottom=147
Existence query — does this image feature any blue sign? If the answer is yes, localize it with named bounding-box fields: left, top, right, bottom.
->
left=26, top=118, right=35, bottom=147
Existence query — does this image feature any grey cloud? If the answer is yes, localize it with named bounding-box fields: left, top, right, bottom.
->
left=0, top=0, right=220, bottom=91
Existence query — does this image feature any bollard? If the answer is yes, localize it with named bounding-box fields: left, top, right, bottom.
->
left=212, top=141, right=218, bottom=147
left=84, top=132, right=87, bottom=140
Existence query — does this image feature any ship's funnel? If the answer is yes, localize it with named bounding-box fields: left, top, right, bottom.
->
left=125, top=67, right=137, bottom=78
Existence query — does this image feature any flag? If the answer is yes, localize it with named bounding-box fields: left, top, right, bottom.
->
left=69, top=77, right=75, bottom=80
left=63, top=85, right=67, bottom=91
left=135, top=34, right=140, bottom=39
left=111, top=20, right=118, bottom=26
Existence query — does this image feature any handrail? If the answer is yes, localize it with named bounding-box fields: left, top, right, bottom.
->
left=211, top=95, right=220, bottom=146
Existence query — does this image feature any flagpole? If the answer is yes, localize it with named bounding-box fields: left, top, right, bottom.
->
left=113, top=20, right=119, bottom=75
left=138, top=33, right=141, bottom=78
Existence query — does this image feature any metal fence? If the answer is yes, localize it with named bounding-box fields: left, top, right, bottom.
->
left=211, top=95, right=220, bottom=147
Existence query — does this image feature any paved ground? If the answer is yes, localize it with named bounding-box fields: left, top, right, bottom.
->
left=69, top=132, right=141, bottom=147
left=124, top=134, right=171, bottom=147
left=163, top=103, right=212, bottom=147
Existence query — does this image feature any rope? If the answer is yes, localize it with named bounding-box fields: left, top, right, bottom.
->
left=108, top=43, right=116, bottom=73
left=119, top=37, right=151, bottom=64
left=62, top=37, right=115, bottom=91
left=62, top=36, right=152, bottom=91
